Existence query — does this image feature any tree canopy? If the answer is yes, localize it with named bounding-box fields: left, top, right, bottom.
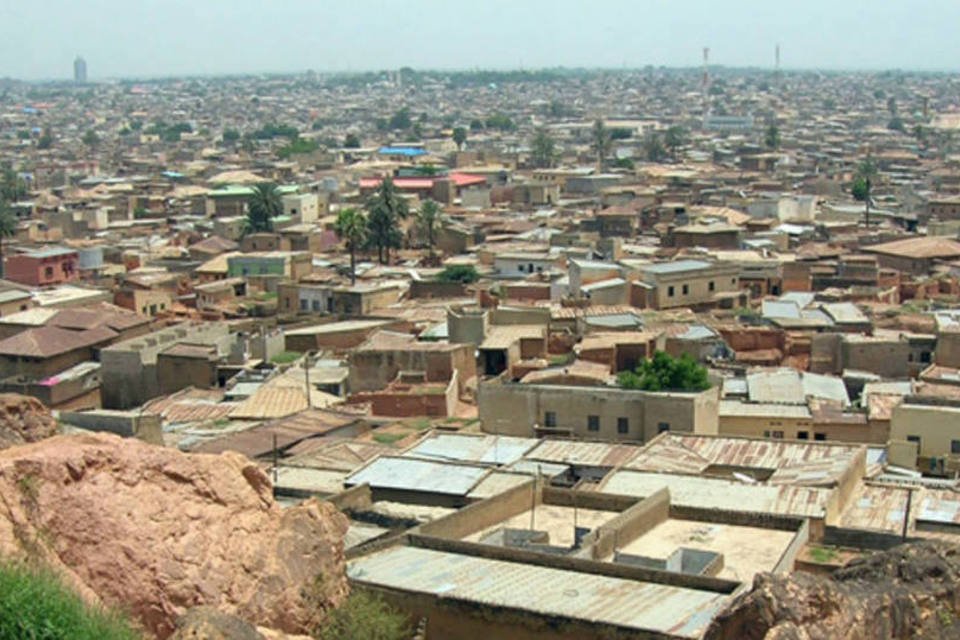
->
left=617, top=352, right=710, bottom=392
left=334, top=207, right=368, bottom=285
left=530, top=127, right=558, bottom=169
left=436, top=264, right=479, bottom=284
left=244, top=183, right=283, bottom=235
left=365, top=177, right=408, bottom=264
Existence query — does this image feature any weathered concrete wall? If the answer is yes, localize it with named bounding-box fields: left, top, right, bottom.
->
left=478, top=381, right=718, bottom=442
left=585, top=488, right=670, bottom=560
left=59, top=409, right=163, bottom=444
left=418, top=478, right=537, bottom=540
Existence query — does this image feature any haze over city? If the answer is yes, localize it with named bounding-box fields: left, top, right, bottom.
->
left=2, top=0, right=960, bottom=79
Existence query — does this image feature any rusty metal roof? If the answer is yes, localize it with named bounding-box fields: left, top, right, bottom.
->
left=525, top=439, right=639, bottom=468
left=348, top=546, right=728, bottom=638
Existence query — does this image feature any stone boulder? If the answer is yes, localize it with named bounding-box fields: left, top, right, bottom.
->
left=0, top=393, right=58, bottom=449
left=705, top=541, right=960, bottom=639
left=0, top=432, right=349, bottom=638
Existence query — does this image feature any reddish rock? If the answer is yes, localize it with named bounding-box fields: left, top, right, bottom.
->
left=0, top=393, right=58, bottom=449
left=0, top=432, right=349, bottom=638
left=706, top=541, right=960, bottom=640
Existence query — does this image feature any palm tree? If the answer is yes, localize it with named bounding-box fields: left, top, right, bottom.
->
left=855, top=157, right=878, bottom=227
left=416, top=199, right=442, bottom=258
left=530, top=127, right=558, bottom=169
left=365, top=177, right=408, bottom=264
left=764, top=124, right=781, bottom=150
left=0, top=202, right=17, bottom=279
left=334, top=208, right=368, bottom=285
left=452, top=127, right=467, bottom=151
left=244, top=183, right=283, bottom=235
left=591, top=119, right=611, bottom=171
left=663, top=126, right=687, bottom=161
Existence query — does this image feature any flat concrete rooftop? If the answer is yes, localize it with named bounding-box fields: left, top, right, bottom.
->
left=611, top=518, right=796, bottom=582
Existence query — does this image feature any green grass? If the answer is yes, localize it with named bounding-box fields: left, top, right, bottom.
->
left=549, top=353, right=573, bottom=366
left=808, top=546, right=839, bottom=564
left=270, top=350, right=302, bottom=365
left=372, top=432, right=406, bottom=445
left=0, top=561, right=141, bottom=639
left=314, top=590, right=409, bottom=640
left=410, top=418, right=433, bottom=431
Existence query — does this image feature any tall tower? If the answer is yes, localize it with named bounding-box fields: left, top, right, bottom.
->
left=702, top=47, right=710, bottom=115
left=775, top=44, right=781, bottom=72
left=73, top=56, right=87, bottom=84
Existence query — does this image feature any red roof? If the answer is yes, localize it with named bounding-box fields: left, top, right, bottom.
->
left=359, top=173, right=486, bottom=191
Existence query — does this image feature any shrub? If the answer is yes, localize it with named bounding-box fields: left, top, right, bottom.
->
left=314, top=591, right=410, bottom=640
left=436, top=265, right=479, bottom=284
left=617, top=351, right=710, bottom=392
left=270, top=350, right=302, bottom=365
left=0, top=561, right=140, bottom=640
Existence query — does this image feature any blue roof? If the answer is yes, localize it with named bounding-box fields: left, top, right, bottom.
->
left=377, top=146, right=427, bottom=157
left=26, top=247, right=76, bottom=259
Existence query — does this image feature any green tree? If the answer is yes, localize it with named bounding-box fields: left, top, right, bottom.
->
left=530, top=127, right=558, bottom=168
left=617, top=351, right=710, bottom=392
left=222, top=128, right=241, bottom=144
left=334, top=208, right=368, bottom=285
left=469, top=118, right=485, bottom=132
left=643, top=132, right=667, bottom=162
left=436, top=264, right=479, bottom=284
left=365, top=177, right=409, bottom=264
left=314, top=591, right=410, bottom=640
left=663, top=126, right=688, bottom=160
left=591, top=119, right=611, bottom=170
left=0, top=201, right=17, bottom=279
left=343, top=133, right=361, bottom=148
left=81, top=129, right=99, bottom=148
left=855, top=157, right=878, bottom=227
left=0, top=167, right=26, bottom=203
left=389, top=107, right=412, bottom=131
left=764, top=124, right=781, bottom=150
left=851, top=177, right=869, bottom=202
left=244, top=183, right=283, bottom=235
left=452, top=126, right=468, bottom=150
left=415, top=199, right=442, bottom=257
left=37, top=128, right=53, bottom=150
left=888, top=116, right=905, bottom=133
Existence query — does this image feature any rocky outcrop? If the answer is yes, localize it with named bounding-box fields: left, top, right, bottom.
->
left=0, top=432, right=349, bottom=638
left=706, top=541, right=960, bottom=640
left=0, top=393, right=58, bottom=449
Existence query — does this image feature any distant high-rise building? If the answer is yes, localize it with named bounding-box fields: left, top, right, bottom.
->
left=73, top=56, right=87, bottom=83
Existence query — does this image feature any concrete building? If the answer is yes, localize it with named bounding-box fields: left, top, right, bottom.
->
left=638, top=260, right=742, bottom=310
left=478, top=379, right=719, bottom=442
left=5, top=248, right=79, bottom=287
left=99, top=322, right=235, bottom=409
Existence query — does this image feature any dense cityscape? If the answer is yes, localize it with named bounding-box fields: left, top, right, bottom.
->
left=1, top=32, right=960, bottom=640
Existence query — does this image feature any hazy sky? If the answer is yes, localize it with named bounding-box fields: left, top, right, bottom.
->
left=2, top=0, right=959, bottom=80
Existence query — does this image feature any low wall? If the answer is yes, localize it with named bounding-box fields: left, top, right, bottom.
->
left=59, top=410, right=163, bottom=444
left=407, top=534, right=740, bottom=594
left=409, top=280, right=468, bottom=299
left=822, top=526, right=917, bottom=550
left=773, top=518, right=810, bottom=573
left=418, top=478, right=537, bottom=540
left=584, top=488, right=670, bottom=561
left=324, top=483, right=372, bottom=512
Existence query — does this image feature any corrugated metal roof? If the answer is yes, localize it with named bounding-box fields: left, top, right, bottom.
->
left=642, top=260, right=712, bottom=275
left=403, top=433, right=538, bottom=466
left=348, top=546, right=727, bottom=638
left=345, top=457, right=489, bottom=496
left=718, top=400, right=812, bottom=419
left=802, top=372, right=850, bottom=407
left=627, top=434, right=862, bottom=488
left=747, top=369, right=805, bottom=404
left=601, top=470, right=830, bottom=518
left=526, top=440, right=639, bottom=468
left=762, top=300, right=800, bottom=319
left=467, top=472, right=532, bottom=499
